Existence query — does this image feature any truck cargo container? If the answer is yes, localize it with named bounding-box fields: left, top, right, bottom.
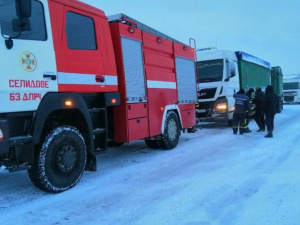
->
left=283, top=74, right=300, bottom=103
left=196, top=50, right=271, bottom=125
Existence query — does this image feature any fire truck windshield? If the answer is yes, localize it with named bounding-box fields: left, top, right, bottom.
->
left=196, top=59, right=223, bottom=83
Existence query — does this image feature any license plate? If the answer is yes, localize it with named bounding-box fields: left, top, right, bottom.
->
left=196, top=109, right=206, bottom=113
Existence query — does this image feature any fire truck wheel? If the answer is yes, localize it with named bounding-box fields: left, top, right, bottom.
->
left=160, top=111, right=180, bottom=150
left=144, top=139, right=161, bottom=149
left=28, top=126, right=87, bottom=193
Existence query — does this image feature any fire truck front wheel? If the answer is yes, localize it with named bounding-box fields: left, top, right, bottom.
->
left=28, top=126, right=87, bottom=193
left=160, top=111, right=180, bottom=150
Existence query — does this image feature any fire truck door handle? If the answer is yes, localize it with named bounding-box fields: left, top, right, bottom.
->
left=95, top=75, right=105, bottom=83
left=43, top=74, right=57, bottom=81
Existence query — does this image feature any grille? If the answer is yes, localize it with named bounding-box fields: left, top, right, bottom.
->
left=196, top=102, right=213, bottom=117
left=284, top=96, right=295, bottom=102
left=198, top=88, right=217, bottom=99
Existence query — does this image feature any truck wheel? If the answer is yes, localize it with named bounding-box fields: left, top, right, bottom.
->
left=159, top=111, right=180, bottom=150
left=145, top=139, right=161, bottom=149
left=28, top=126, right=87, bottom=193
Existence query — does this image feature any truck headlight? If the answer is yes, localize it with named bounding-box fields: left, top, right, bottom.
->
left=215, top=103, right=227, bottom=112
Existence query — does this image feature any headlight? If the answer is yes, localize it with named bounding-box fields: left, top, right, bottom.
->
left=215, top=103, right=227, bottom=112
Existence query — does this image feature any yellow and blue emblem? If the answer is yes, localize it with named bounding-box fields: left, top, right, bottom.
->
left=20, top=51, right=37, bottom=72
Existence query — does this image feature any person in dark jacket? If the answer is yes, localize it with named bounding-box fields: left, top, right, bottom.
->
left=264, top=85, right=279, bottom=138
left=232, top=89, right=251, bottom=135
left=254, top=87, right=265, bottom=131
left=244, top=88, right=255, bottom=132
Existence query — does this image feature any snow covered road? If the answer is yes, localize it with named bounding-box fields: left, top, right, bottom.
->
left=1, top=105, right=300, bottom=225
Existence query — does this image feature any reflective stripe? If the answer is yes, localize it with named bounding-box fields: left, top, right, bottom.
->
left=57, top=73, right=118, bottom=85
left=147, top=80, right=176, bottom=89
left=105, top=75, right=118, bottom=85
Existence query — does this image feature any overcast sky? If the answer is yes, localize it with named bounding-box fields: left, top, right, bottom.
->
left=81, top=0, right=300, bottom=75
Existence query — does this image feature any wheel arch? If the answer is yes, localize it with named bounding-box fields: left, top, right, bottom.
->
left=160, top=105, right=182, bottom=133
left=32, top=93, right=94, bottom=156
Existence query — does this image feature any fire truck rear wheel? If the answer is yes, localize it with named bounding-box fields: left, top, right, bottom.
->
left=160, top=111, right=180, bottom=150
left=28, top=126, right=87, bottom=193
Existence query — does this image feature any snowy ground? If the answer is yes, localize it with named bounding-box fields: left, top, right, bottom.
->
left=0, top=104, right=300, bottom=225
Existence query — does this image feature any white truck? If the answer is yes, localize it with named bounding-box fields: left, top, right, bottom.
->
left=283, top=74, right=300, bottom=104
left=196, top=50, right=271, bottom=125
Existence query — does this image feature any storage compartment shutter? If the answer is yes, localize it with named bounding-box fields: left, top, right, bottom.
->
left=175, top=57, right=197, bottom=104
left=121, top=37, right=146, bottom=103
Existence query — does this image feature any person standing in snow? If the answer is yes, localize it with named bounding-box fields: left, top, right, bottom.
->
left=232, top=89, right=251, bottom=135
left=244, top=88, right=255, bottom=132
left=253, top=87, right=265, bottom=132
left=264, top=85, right=279, bottom=138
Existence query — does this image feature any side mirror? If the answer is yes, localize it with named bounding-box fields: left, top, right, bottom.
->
left=16, top=0, right=32, bottom=19
left=225, top=61, right=236, bottom=82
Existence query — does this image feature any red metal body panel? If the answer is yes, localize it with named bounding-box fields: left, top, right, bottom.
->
left=48, top=2, right=196, bottom=142
left=50, top=0, right=106, bottom=17
left=128, top=118, right=149, bottom=142
left=173, top=43, right=195, bottom=60
left=143, top=32, right=177, bottom=137
left=110, top=23, right=149, bottom=142
left=178, top=104, right=196, bottom=128
left=128, top=103, right=147, bottom=119
left=110, top=20, right=196, bottom=142
left=174, top=43, right=196, bottom=129
left=48, top=0, right=118, bottom=93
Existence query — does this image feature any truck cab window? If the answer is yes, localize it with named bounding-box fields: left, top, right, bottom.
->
left=66, top=12, right=96, bottom=50
left=196, top=59, right=223, bottom=83
left=0, top=0, right=47, bottom=40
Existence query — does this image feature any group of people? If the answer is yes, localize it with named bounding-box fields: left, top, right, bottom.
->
left=232, top=85, right=280, bottom=138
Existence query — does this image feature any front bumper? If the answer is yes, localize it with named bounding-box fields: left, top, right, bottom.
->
left=0, top=120, right=9, bottom=154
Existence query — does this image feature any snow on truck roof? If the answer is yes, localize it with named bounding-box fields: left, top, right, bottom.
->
left=108, top=13, right=186, bottom=46
left=283, top=74, right=300, bottom=80
left=197, top=50, right=237, bottom=61
left=197, top=50, right=271, bottom=69
left=235, top=51, right=271, bottom=69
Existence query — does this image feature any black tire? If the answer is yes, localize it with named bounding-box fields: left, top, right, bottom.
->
left=145, top=139, right=161, bottom=149
left=28, top=126, right=87, bottom=193
left=159, top=111, right=180, bottom=150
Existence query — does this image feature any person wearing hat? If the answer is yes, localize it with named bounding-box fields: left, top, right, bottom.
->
left=232, top=89, right=251, bottom=135
left=253, top=87, right=266, bottom=132
left=244, top=88, right=255, bottom=132
left=264, top=85, right=279, bottom=138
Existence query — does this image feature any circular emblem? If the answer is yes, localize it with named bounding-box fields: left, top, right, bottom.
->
left=20, top=51, right=37, bottom=72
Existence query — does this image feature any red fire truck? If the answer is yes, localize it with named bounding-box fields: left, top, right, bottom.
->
left=0, top=0, right=197, bottom=192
